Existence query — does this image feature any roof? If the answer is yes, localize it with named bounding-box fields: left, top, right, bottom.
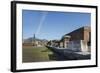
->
left=65, top=26, right=91, bottom=36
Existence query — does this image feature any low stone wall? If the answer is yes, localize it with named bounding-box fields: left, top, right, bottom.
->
left=46, top=46, right=90, bottom=60
left=68, top=40, right=89, bottom=52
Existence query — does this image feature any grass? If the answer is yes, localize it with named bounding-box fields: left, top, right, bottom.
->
left=22, top=46, right=55, bottom=63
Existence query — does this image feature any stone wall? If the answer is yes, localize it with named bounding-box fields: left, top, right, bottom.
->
left=67, top=40, right=89, bottom=52
left=66, top=26, right=91, bottom=42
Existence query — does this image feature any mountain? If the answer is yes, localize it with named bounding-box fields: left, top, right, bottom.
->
left=23, top=37, right=48, bottom=43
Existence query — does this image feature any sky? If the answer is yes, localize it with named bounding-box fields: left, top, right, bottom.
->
left=22, top=10, right=91, bottom=40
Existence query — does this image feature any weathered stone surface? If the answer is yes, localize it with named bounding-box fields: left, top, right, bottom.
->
left=47, top=46, right=90, bottom=60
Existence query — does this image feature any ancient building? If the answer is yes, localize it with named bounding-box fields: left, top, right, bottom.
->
left=56, top=26, right=91, bottom=52
left=66, top=26, right=91, bottom=43
left=47, top=26, right=91, bottom=52
left=62, top=26, right=91, bottom=52
left=59, top=35, right=71, bottom=48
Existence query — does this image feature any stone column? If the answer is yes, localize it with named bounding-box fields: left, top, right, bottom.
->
left=63, top=35, right=71, bottom=48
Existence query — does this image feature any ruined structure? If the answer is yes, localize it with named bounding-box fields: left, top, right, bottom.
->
left=48, top=26, right=91, bottom=52
left=61, top=26, right=91, bottom=52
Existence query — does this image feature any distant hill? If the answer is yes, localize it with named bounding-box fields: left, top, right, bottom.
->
left=23, top=37, right=48, bottom=43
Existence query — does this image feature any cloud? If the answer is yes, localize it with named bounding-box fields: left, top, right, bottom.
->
left=36, top=12, right=48, bottom=34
